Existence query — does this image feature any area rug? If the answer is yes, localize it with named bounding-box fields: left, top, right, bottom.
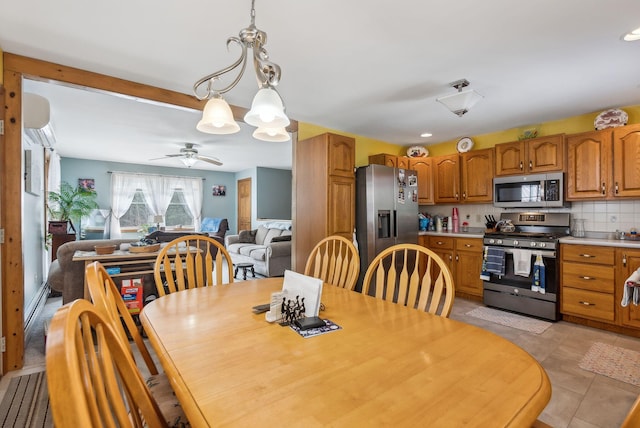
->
left=466, top=306, right=552, bottom=334
left=579, top=342, right=640, bottom=387
left=0, top=371, right=52, bottom=427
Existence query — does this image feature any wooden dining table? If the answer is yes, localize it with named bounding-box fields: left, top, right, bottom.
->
left=140, top=277, right=551, bottom=427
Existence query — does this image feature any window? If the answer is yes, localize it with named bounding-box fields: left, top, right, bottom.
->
left=120, top=189, right=194, bottom=228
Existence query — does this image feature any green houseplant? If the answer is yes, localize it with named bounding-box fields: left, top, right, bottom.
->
left=47, top=181, right=99, bottom=235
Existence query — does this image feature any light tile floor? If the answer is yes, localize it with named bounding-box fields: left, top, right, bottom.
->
left=3, top=294, right=639, bottom=428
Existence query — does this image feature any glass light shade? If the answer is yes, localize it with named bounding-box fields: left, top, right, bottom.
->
left=252, top=126, right=290, bottom=142
left=196, top=97, right=241, bottom=134
left=623, top=27, right=640, bottom=41
left=181, top=157, right=198, bottom=167
left=436, top=89, right=484, bottom=117
left=244, top=88, right=290, bottom=128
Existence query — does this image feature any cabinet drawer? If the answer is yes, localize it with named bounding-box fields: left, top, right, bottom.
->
left=562, top=287, right=614, bottom=322
left=562, top=245, right=614, bottom=265
left=455, top=238, right=482, bottom=252
left=428, top=236, right=454, bottom=250
left=562, top=262, right=614, bottom=293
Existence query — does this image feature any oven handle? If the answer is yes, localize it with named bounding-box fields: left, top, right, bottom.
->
left=499, top=248, right=556, bottom=258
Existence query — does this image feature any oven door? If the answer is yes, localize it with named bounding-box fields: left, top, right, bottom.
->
left=483, top=248, right=559, bottom=320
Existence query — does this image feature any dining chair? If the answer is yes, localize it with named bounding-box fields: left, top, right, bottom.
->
left=304, top=235, right=360, bottom=290
left=622, top=393, right=640, bottom=427
left=85, top=261, right=190, bottom=427
left=46, top=299, right=168, bottom=428
left=362, top=243, right=455, bottom=317
left=153, top=234, right=234, bottom=296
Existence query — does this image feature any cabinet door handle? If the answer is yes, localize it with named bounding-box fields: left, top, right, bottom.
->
left=601, top=183, right=606, bottom=195
left=462, top=192, right=467, bottom=199
left=579, top=254, right=594, bottom=258
left=580, top=276, right=595, bottom=280
left=455, top=255, right=459, bottom=262
left=519, top=161, right=523, bottom=170
left=579, top=301, right=595, bottom=306
left=464, top=244, right=472, bottom=248
left=528, top=160, right=532, bottom=170
left=455, top=193, right=459, bottom=200
left=615, top=182, right=619, bottom=194
left=437, top=241, right=444, bottom=245
left=623, top=254, right=627, bottom=267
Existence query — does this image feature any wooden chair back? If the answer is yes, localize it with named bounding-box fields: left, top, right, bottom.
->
left=85, top=261, right=158, bottom=375
left=304, top=235, right=360, bottom=290
left=153, top=234, right=234, bottom=296
left=622, top=393, right=640, bottom=427
left=46, top=299, right=168, bottom=428
left=362, top=243, right=455, bottom=317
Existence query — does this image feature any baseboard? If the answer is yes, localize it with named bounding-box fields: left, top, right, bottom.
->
left=24, top=283, right=51, bottom=339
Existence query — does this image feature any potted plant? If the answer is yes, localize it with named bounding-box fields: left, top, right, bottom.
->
left=47, top=181, right=99, bottom=235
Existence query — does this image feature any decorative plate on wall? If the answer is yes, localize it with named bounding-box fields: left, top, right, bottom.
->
left=456, top=137, right=474, bottom=153
left=594, top=108, right=628, bottom=130
left=407, top=146, right=428, bottom=157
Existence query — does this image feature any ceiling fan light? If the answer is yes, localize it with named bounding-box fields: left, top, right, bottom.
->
left=252, top=126, right=290, bottom=142
left=196, top=96, right=240, bottom=134
left=244, top=88, right=290, bottom=128
left=181, top=157, right=198, bottom=167
left=436, top=89, right=484, bottom=117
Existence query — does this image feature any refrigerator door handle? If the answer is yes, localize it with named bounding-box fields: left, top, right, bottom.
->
left=393, top=209, right=397, bottom=238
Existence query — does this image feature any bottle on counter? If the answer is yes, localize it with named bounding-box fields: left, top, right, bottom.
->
left=435, top=216, right=443, bottom=232
left=452, top=208, right=459, bottom=233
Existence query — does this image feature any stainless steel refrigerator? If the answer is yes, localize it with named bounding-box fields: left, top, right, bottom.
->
left=355, top=164, right=419, bottom=290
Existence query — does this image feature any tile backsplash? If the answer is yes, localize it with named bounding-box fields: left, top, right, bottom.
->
left=420, top=200, right=640, bottom=234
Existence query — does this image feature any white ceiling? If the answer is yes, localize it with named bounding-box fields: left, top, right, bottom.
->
left=3, top=0, right=640, bottom=171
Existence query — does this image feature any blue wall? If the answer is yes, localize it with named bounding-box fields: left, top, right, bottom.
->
left=60, top=158, right=237, bottom=232
left=257, top=167, right=292, bottom=220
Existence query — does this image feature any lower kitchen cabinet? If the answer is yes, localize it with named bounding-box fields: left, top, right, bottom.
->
left=618, top=248, right=640, bottom=329
left=561, top=244, right=615, bottom=323
left=422, top=235, right=483, bottom=298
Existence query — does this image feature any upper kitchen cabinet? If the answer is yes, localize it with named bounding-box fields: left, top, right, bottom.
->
left=433, top=148, right=494, bottom=204
left=408, top=157, right=434, bottom=205
left=368, top=153, right=410, bottom=169
left=495, top=134, right=565, bottom=176
left=566, top=123, right=640, bottom=200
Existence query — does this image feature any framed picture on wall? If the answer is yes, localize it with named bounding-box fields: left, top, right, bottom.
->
left=212, top=185, right=226, bottom=196
left=78, top=178, right=95, bottom=192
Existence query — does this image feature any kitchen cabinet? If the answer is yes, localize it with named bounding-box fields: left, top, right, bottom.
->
left=294, top=133, right=355, bottom=271
left=368, top=153, right=410, bottom=169
left=408, top=157, right=434, bottom=204
left=425, top=235, right=483, bottom=298
left=618, top=248, right=640, bottom=329
left=561, top=244, right=616, bottom=323
left=495, top=134, right=565, bottom=176
left=566, top=123, right=640, bottom=200
left=433, top=149, right=494, bottom=204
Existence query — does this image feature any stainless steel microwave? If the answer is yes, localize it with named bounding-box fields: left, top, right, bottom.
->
left=493, top=173, right=568, bottom=208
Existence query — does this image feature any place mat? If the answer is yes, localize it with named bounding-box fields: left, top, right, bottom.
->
left=0, top=370, right=52, bottom=427
left=466, top=307, right=552, bottom=334
left=579, top=342, right=640, bottom=386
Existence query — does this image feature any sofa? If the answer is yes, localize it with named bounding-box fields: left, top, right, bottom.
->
left=47, top=239, right=138, bottom=304
left=225, top=223, right=292, bottom=277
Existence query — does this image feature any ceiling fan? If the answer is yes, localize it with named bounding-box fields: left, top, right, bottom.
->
left=150, top=143, right=223, bottom=167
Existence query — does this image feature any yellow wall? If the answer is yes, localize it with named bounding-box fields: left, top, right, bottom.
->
left=302, top=104, right=640, bottom=162
left=427, top=104, right=640, bottom=157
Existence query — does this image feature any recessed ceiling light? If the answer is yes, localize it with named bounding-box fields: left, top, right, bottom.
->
left=622, top=26, right=640, bottom=41
left=420, top=132, right=433, bottom=138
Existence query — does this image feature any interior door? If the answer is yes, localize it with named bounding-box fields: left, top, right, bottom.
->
left=237, top=178, right=252, bottom=232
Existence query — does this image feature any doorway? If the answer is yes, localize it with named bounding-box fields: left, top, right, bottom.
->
left=237, top=178, right=252, bottom=232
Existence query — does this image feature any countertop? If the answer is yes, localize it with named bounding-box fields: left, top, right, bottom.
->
left=559, top=236, right=640, bottom=249
left=419, top=228, right=485, bottom=239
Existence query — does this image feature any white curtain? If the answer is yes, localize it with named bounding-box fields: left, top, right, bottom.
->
left=110, top=173, right=140, bottom=238
left=177, top=177, right=203, bottom=230
left=139, top=175, right=173, bottom=218
left=47, top=150, right=62, bottom=194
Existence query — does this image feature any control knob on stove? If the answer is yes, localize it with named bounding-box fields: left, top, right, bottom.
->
left=513, top=240, right=519, bottom=246
left=530, top=242, right=537, bottom=247
left=539, top=242, right=547, bottom=248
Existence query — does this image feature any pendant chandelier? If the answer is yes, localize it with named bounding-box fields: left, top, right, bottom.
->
left=193, top=0, right=290, bottom=141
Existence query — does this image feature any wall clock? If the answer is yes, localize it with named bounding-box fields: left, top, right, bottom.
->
left=456, top=137, right=474, bottom=153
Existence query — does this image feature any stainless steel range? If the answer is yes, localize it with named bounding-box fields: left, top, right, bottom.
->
left=482, top=212, right=570, bottom=321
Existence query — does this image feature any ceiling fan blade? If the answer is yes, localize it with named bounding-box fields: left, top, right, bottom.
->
left=197, top=155, right=223, bottom=166
left=149, top=154, right=184, bottom=161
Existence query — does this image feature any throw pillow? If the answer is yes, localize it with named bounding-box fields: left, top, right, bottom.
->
left=271, top=235, right=291, bottom=242
left=238, top=229, right=257, bottom=243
